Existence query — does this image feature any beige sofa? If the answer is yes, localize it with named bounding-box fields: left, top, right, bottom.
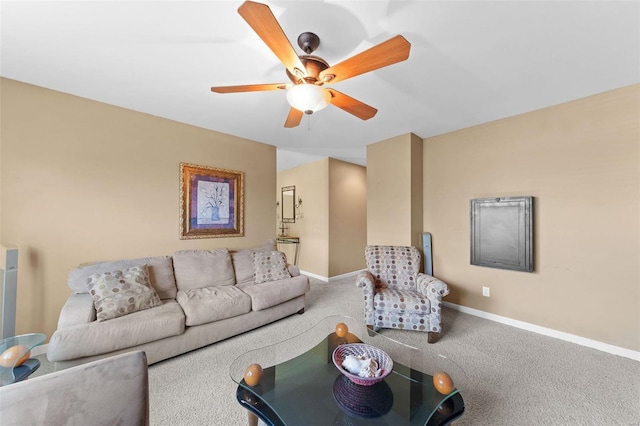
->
left=1, top=351, right=149, bottom=426
left=47, top=241, right=309, bottom=368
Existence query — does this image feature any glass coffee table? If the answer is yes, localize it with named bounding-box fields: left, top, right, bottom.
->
left=230, top=316, right=465, bottom=425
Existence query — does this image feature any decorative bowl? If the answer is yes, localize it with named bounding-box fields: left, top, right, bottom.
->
left=332, top=343, right=393, bottom=386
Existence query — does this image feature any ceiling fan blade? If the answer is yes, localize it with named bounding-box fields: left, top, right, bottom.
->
left=211, top=83, right=287, bottom=93
left=320, top=35, right=411, bottom=84
left=284, top=107, right=303, bottom=128
left=238, top=1, right=307, bottom=79
left=328, top=89, right=377, bottom=120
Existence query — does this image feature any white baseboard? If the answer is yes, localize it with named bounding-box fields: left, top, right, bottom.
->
left=300, top=269, right=364, bottom=283
left=300, top=270, right=328, bottom=282
left=443, top=301, right=640, bottom=361
left=329, top=269, right=364, bottom=282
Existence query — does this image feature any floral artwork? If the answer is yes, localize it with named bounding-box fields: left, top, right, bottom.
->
left=197, top=181, right=229, bottom=224
left=180, top=163, right=244, bottom=239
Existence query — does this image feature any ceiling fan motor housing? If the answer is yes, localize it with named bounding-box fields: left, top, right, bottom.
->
left=286, top=55, right=329, bottom=85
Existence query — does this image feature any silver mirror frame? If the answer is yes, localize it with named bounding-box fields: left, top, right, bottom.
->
left=470, top=196, right=533, bottom=272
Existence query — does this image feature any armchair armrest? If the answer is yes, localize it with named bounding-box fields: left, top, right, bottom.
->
left=356, top=270, right=376, bottom=326
left=356, top=270, right=375, bottom=291
left=57, top=293, right=96, bottom=329
left=417, top=274, right=449, bottom=335
left=417, top=273, right=449, bottom=300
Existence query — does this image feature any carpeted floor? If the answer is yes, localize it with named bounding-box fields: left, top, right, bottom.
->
left=35, top=275, right=640, bottom=425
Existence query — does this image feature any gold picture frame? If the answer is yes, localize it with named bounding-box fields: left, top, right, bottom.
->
left=179, top=163, right=244, bottom=239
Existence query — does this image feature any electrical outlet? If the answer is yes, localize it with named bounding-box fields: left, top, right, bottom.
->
left=482, top=286, right=490, bottom=297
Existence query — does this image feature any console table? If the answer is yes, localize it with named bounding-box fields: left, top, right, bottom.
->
left=276, top=237, right=300, bottom=265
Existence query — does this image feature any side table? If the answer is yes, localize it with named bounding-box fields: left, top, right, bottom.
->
left=0, top=333, right=46, bottom=386
left=276, top=236, right=300, bottom=265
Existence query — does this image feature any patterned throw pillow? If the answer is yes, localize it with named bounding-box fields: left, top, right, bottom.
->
left=252, top=251, right=291, bottom=284
left=87, top=265, right=162, bottom=322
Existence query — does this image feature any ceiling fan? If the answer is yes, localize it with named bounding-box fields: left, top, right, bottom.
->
left=211, top=0, right=411, bottom=128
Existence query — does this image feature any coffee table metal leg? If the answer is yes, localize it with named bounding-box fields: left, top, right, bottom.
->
left=248, top=411, right=258, bottom=426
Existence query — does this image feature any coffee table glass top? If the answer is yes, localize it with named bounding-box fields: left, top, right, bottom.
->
left=0, top=333, right=46, bottom=386
left=230, top=316, right=465, bottom=425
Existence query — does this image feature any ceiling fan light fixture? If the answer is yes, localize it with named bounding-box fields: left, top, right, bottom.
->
left=286, top=84, right=331, bottom=115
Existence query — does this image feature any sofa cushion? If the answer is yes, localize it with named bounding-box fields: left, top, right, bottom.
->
left=87, top=265, right=163, bottom=322
left=173, top=249, right=235, bottom=291
left=241, top=274, right=310, bottom=311
left=176, top=285, right=251, bottom=326
left=252, top=251, right=291, bottom=284
left=68, top=256, right=177, bottom=300
left=47, top=300, right=185, bottom=362
left=230, top=240, right=277, bottom=286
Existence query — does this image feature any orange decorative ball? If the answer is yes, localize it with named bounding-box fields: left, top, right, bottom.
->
left=0, top=345, right=31, bottom=368
left=433, top=371, right=454, bottom=395
left=243, top=363, right=263, bottom=387
left=335, top=323, right=348, bottom=338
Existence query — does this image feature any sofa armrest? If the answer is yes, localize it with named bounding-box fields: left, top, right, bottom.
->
left=57, top=293, right=96, bottom=329
left=287, top=264, right=300, bottom=277
left=1, top=351, right=149, bottom=425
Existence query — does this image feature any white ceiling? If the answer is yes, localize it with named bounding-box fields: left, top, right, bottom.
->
left=1, top=1, right=638, bottom=171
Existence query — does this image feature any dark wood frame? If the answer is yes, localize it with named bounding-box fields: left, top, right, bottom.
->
left=281, top=185, right=295, bottom=224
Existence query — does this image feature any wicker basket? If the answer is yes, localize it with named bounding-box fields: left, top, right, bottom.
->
left=332, top=343, right=393, bottom=386
left=332, top=374, right=394, bottom=418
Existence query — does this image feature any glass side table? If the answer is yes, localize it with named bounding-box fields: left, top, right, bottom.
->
left=0, top=333, right=46, bottom=386
left=276, top=236, right=300, bottom=265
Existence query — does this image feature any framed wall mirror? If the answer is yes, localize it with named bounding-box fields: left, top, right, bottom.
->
left=470, top=196, right=533, bottom=272
left=281, top=186, right=295, bottom=223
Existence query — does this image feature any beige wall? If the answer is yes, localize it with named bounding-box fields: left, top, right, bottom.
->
left=277, top=159, right=329, bottom=276
left=0, top=78, right=277, bottom=339
left=367, top=133, right=423, bottom=248
left=328, top=158, right=366, bottom=277
left=410, top=133, right=423, bottom=249
left=423, top=84, right=639, bottom=351
left=277, top=158, right=366, bottom=278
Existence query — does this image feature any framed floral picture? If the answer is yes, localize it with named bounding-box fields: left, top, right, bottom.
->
left=179, top=163, right=244, bottom=239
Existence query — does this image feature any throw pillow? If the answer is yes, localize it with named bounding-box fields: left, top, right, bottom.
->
left=87, top=265, right=162, bottom=322
left=68, top=256, right=176, bottom=299
left=231, top=240, right=279, bottom=287
left=252, top=251, right=291, bottom=284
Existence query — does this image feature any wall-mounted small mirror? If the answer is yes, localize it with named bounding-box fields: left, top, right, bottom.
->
left=470, top=196, right=533, bottom=272
left=281, top=186, right=295, bottom=223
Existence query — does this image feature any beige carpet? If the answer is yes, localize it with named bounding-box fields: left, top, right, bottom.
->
left=34, top=275, right=640, bottom=425
left=144, top=276, right=639, bottom=425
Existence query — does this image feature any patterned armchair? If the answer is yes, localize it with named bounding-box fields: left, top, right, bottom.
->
left=356, top=245, right=449, bottom=343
